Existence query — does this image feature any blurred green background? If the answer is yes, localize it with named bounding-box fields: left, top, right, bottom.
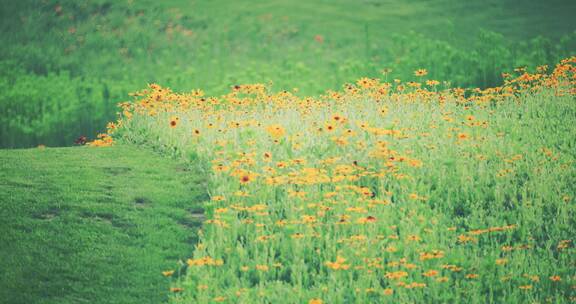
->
left=1, top=0, right=575, bottom=148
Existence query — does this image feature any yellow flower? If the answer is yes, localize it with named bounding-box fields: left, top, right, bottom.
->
left=325, top=256, right=350, bottom=270
left=291, top=233, right=305, bottom=239
left=423, top=270, right=438, bottom=277
left=436, top=276, right=449, bottom=283
left=408, top=159, right=423, bottom=167
left=331, top=113, right=346, bottom=123
left=414, top=69, right=428, bottom=77
left=211, top=195, right=226, bottom=201
left=550, top=275, right=561, bottom=282
left=186, top=256, right=224, bottom=267
left=256, top=265, right=269, bottom=272
left=385, top=271, right=408, bottom=280
left=309, top=299, right=323, bottom=304
left=457, top=133, right=469, bottom=140
left=419, top=251, right=444, bottom=261
left=356, top=77, right=378, bottom=89
left=89, top=133, right=114, bottom=147
left=404, top=282, right=427, bottom=289
left=238, top=171, right=258, bottom=184
left=215, top=208, right=228, bottom=214
left=169, top=116, right=179, bottom=128
left=385, top=246, right=397, bottom=253
left=266, top=124, right=286, bottom=138
left=458, top=234, right=476, bottom=243
left=162, top=270, right=174, bottom=277
left=325, top=123, right=336, bottom=132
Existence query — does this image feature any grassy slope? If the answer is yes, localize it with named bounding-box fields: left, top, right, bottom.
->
left=0, top=145, right=207, bottom=304
left=182, top=0, right=576, bottom=41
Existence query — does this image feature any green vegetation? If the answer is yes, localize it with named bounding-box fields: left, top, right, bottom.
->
left=0, top=145, right=207, bottom=303
left=0, top=1, right=575, bottom=303
left=108, top=62, right=576, bottom=303
left=1, top=0, right=575, bottom=147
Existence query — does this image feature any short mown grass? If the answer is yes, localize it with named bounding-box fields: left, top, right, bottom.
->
left=0, top=145, right=207, bottom=304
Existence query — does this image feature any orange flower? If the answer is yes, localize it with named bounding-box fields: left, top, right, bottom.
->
left=457, top=133, right=469, bottom=140
left=423, top=270, right=438, bottom=277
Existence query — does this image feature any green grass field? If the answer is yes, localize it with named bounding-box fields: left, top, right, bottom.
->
left=0, top=146, right=207, bottom=303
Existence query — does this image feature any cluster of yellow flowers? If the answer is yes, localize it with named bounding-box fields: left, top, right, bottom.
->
left=88, top=133, right=113, bottom=147
left=186, top=256, right=224, bottom=267
left=95, top=57, right=575, bottom=302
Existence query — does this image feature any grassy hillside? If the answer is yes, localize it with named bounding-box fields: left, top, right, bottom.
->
left=0, top=145, right=207, bottom=304
left=1, top=0, right=575, bottom=147
left=106, top=58, right=576, bottom=303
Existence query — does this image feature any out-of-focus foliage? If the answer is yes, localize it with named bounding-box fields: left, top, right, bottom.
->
left=0, top=0, right=575, bottom=147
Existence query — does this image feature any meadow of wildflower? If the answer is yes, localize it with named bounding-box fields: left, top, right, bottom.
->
left=1, top=1, right=576, bottom=303
left=94, top=57, right=576, bottom=303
